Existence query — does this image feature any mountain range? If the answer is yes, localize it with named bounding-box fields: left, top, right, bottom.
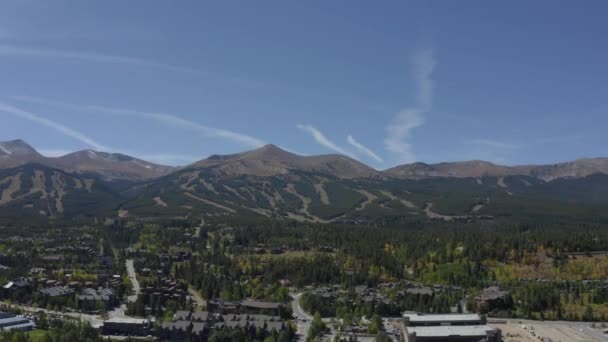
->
left=1, top=139, right=607, bottom=225
left=2, top=139, right=607, bottom=181
left=0, top=139, right=175, bottom=181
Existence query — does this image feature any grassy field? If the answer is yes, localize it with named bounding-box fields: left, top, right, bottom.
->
left=26, top=330, right=49, bottom=342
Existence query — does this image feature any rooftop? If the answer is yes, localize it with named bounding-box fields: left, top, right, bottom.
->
left=0, top=316, right=34, bottom=330
left=407, top=325, right=498, bottom=337
left=240, top=299, right=283, bottom=309
left=40, top=286, right=74, bottom=297
left=476, top=286, right=509, bottom=301
left=104, top=317, right=149, bottom=324
left=192, top=311, right=209, bottom=321
left=403, top=313, right=482, bottom=323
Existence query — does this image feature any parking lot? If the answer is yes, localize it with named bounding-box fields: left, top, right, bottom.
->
left=491, top=321, right=608, bottom=342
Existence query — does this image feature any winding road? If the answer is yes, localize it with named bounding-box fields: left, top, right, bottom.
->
left=291, top=293, right=312, bottom=341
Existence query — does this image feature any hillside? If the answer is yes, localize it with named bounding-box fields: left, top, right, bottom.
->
left=51, top=150, right=175, bottom=181
left=1, top=140, right=608, bottom=225
left=0, top=163, right=121, bottom=224
left=385, top=160, right=519, bottom=179
left=0, top=139, right=175, bottom=181
left=386, top=158, right=608, bottom=181
left=189, top=144, right=381, bottom=179
left=0, top=139, right=44, bottom=168
left=118, top=168, right=608, bottom=226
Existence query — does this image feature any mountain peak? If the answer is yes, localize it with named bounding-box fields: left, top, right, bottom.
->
left=243, top=144, right=296, bottom=160
left=67, top=150, right=134, bottom=162
left=51, top=149, right=174, bottom=180
left=259, top=143, right=281, bottom=150
left=191, top=144, right=379, bottom=178
left=0, top=139, right=40, bottom=157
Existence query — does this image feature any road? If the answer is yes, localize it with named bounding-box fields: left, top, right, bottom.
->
left=0, top=300, right=104, bottom=328
left=291, top=293, right=312, bottom=341
left=126, top=258, right=140, bottom=303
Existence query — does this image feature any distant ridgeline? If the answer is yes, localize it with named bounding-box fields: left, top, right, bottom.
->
left=1, top=139, right=608, bottom=226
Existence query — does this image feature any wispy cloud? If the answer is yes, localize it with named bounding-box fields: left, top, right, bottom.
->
left=13, top=96, right=266, bottom=148
left=0, top=101, right=111, bottom=151
left=90, top=105, right=266, bottom=148
left=0, top=44, right=198, bottom=74
left=469, top=139, right=521, bottom=149
left=297, top=124, right=356, bottom=159
left=0, top=101, right=213, bottom=165
left=347, top=135, right=383, bottom=163
left=384, top=48, right=435, bottom=163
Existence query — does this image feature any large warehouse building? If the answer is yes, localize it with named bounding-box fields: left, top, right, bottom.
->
left=0, top=312, right=35, bottom=332
left=402, top=313, right=501, bottom=342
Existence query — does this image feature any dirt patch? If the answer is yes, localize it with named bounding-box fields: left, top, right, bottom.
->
left=284, top=184, right=330, bottom=223
left=314, top=181, right=331, bottom=205
left=153, top=196, right=168, bottom=207
left=200, top=178, right=218, bottom=194
left=242, top=187, right=258, bottom=201
left=118, top=209, right=129, bottom=217
left=379, top=190, right=417, bottom=209
left=184, top=192, right=236, bottom=213
left=51, top=172, right=66, bottom=213
left=73, top=178, right=83, bottom=189
left=223, top=185, right=248, bottom=200
left=471, top=204, right=484, bottom=213
left=285, top=212, right=311, bottom=222
left=0, top=173, right=22, bottom=205
left=243, top=206, right=271, bottom=217
left=260, top=191, right=277, bottom=208
left=32, top=170, right=47, bottom=198
left=83, top=179, right=94, bottom=192
left=354, top=189, right=377, bottom=211
left=424, top=203, right=453, bottom=221
left=497, top=177, right=513, bottom=195
left=179, top=171, right=201, bottom=191
left=471, top=197, right=490, bottom=213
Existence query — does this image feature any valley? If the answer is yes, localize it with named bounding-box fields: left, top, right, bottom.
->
left=2, top=139, right=608, bottom=341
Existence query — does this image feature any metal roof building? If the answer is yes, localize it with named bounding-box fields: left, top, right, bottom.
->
left=0, top=313, right=35, bottom=332
left=403, top=313, right=484, bottom=326
left=405, top=325, right=501, bottom=342
left=401, top=313, right=500, bottom=342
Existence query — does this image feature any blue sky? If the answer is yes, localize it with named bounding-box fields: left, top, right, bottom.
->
left=0, top=1, right=606, bottom=168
